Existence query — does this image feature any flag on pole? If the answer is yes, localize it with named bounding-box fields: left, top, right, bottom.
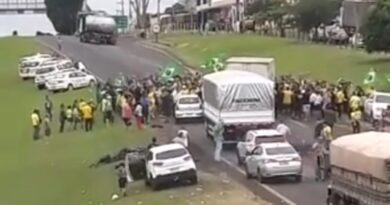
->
left=200, top=55, right=226, bottom=72
left=363, top=68, right=376, bottom=85
left=160, top=64, right=181, bottom=82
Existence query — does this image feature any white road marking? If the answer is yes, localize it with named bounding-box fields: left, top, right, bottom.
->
left=39, top=38, right=298, bottom=205
left=221, top=157, right=297, bottom=205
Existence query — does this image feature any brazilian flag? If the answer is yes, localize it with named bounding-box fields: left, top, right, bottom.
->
left=201, top=55, right=226, bottom=73
left=363, top=68, right=376, bottom=85
left=160, top=64, right=181, bottom=83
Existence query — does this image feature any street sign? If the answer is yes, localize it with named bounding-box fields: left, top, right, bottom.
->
left=112, top=15, right=128, bottom=29
left=152, top=24, right=160, bottom=33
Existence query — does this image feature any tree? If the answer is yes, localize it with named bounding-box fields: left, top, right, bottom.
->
left=246, top=0, right=288, bottom=36
left=363, top=0, right=390, bottom=53
left=129, top=0, right=150, bottom=28
left=44, top=0, right=84, bottom=34
left=292, top=0, right=340, bottom=33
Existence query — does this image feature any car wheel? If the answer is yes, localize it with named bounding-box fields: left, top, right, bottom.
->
left=245, top=164, right=252, bottom=179
left=68, top=84, right=73, bottom=91
left=295, top=175, right=302, bottom=182
left=37, top=84, right=44, bottom=90
left=145, top=175, right=151, bottom=186
left=22, top=77, right=28, bottom=81
left=150, top=178, right=160, bottom=191
left=256, top=169, right=263, bottom=183
left=189, top=174, right=198, bottom=185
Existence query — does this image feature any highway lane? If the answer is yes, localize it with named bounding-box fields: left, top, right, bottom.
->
left=38, top=36, right=363, bottom=205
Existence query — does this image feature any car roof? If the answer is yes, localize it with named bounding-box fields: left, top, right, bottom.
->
left=374, top=91, right=390, bottom=96
left=150, top=143, right=186, bottom=153
left=177, top=94, right=200, bottom=99
left=249, top=129, right=282, bottom=136
left=260, top=142, right=293, bottom=149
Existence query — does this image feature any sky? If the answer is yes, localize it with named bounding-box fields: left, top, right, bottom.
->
left=87, top=0, right=179, bottom=15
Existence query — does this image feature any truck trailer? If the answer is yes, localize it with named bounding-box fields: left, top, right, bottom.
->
left=79, top=14, right=118, bottom=45
left=329, top=132, right=390, bottom=205
left=225, top=57, right=276, bottom=81
left=202, top=70, right=275, bottom=144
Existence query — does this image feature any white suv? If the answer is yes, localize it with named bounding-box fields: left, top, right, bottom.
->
left=174, top=93, right=203, bottom=123
left=34, top=60, right=75, bottom=89
left=145, top=143, right=197, bottom=190
left=364, top=91, right=390, bottom=121
left=18, top=58, right=57, bottom=79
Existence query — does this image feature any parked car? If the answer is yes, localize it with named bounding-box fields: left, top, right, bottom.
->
left=45, top=70, right=96, bottom=92
left=364, top=91, right=390, bottom=122
left=236, top=129, right=285, bottom=165
left=244, top=142, right=302, bottom=182
left=174, top=93, right=203, bottom=123
left=145, top=143, right=197, bottom=190
left=19, top=53, right=53, bottom=64
left=34, top=60, right=76, bottom=89
left=18, top=57, right=58, bottom=79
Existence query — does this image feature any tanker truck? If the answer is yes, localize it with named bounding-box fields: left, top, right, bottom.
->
left=79, top=15, right=118, bottom=45
left=328, top=132, right=390, bottom=205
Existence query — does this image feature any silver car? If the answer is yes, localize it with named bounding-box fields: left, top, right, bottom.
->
left=244, top=142, right=302, bottom=183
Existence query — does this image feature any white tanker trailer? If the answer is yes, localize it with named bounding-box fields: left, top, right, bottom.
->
left=79, top=14, right=118, bottom=45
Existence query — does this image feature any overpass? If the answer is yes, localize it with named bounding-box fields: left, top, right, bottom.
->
left=0, top=0, right=91, bottom=14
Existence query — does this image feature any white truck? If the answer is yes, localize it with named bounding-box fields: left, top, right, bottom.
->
left=202, top=70, right=275, bottom=144
left=225, top=57, right=275, bottom=81
left=328, top=132, right=390, bottom=205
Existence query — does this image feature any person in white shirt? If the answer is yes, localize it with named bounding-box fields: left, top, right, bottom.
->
left=172, top=127, right=189, bottom=148
left=310, top=91, right=323, bottom=116
left=134, top=103, right=144, bottom=129
left=276, top=121, right=291, bottom=140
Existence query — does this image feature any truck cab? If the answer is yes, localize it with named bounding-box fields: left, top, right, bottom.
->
left=236, top=129, right=285, bottom=165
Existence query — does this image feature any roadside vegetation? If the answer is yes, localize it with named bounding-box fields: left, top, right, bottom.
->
left=162, top=34, right=390, bottom=90
left=0, top=37, right=271, bottom=205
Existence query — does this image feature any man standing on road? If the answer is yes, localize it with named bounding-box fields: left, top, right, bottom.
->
left=213, top=118, right=224, bottom=162
left=31, top=109, right=41, bottom=140
left=57, top=36, right=62, bottom=51
left=44, top=95, right=53, bottom=121
left=59, top=104, right=66, bottom=133
left=276, top=120, right=291, bottom=140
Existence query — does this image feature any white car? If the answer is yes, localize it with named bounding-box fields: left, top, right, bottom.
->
left=145, top=143, right=198, bottom=190
left=18, top=57, right=57, bottom=79
left=19, top=53, right=53, bottom=63
left=34, top=60, right=76, bottom=89
left=244, top=142, right=302, bottom=182
left=174, top=93, right=203, bottom=123
left=45, top=70, right=96, bottom=92
left=364, top=91, right=390, bottom=121
left=236, top=129, right=285, bottom=165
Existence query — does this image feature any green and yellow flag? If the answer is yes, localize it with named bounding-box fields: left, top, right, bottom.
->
left=363, top=68, right=376, bottom=85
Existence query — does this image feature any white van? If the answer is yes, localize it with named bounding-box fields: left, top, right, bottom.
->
left=34, top=60, right=76, bottom=89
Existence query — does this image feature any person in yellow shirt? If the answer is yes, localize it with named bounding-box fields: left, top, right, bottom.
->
left=31, top=109, right=41, bottom=140
left=349, top=92, right=361, bottom=116
left=81, top=104, right=93, bottom=132
left=351, top=108, right=362, bottom=133
left=335, top=88, right=345, bottom=118
left=282, top=86, right=294, bottom=114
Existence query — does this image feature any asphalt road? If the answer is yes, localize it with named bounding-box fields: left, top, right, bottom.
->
left=37, top=36, right=368, bottom=205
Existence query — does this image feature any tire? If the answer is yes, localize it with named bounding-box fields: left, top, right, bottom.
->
left=37, top=84, right=45, bottom=90
left=256, top=169, right=263, bottom=183
left=245, top=164, right=253, bottom=179
left=68, top=84, right=74, bottom=91
left=295, top=175, right=302, bottom=182
left=22, top=77, right=28, bottom=81
left=145, top=175, right=151, bottom=186
left=150, top=178, right=160, bottom=191
left=189, top=174, right=198, bottom=185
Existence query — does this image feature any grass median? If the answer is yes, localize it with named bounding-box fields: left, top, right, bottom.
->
left=0, top=37, right=271, bottom=205
left=162, top=34, right=390, bottom=90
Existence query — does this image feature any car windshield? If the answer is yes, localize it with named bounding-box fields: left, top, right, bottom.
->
left=375, top=95, right=390, bottom=104
left=21, top=61, right=38, bottom=68
left=179, top=97, right=200, bottom=104
left=265, top=147, right=296, bottom=156
left=156, top=148, right=187, bottom=160
left=36, top=67, right=54, bottom=75
left=255, top=135, right=285, bottom=144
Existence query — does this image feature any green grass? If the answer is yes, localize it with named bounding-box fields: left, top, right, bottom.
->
left=163, top=34, right=390, bottom=90
left=0, top=37, right=270, bottom=205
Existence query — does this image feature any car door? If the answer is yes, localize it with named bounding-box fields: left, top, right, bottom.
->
left=246, top=146, right=264, bottom=175
left=68, top=72, right=79, bottom=87
left=76, top=72, right=88, bottom=87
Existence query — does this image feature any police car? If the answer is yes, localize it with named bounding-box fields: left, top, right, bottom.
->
left=145, top=143, right=197, bottom=190
left=45, top=70, right=96, bottom=92
left=19, top=58, right=69, bottom=79
left=34, top=60, right=76, bottom=89
left=174, top=93, right=203, bottom=123
left=19, top=53, right=53, bottom=63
